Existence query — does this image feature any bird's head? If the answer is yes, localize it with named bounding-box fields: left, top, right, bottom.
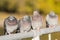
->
left=33, top=10, right=40, bottom=16
left=7, top=16, right=17, bottom=26
left=49, top=11, right=56, bottom=18
left=22, top=15, right=31, bottom=22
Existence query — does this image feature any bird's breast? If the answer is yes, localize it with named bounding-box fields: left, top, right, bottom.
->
left=6, top=24, right=18, bottom=33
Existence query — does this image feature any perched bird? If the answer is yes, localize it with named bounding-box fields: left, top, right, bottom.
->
left=31, top=10, right=42, bottom=31
left=46, top=11, right=58, bottom=40
left=31, top=10, right=42, bottom=40
left=46, top=11, right=58, bottom=28
left=18, top=15, right=32, bottom=33
left=4, top=16, right=18, bottom=35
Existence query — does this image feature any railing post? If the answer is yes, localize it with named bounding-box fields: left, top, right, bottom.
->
left=48, top=34, right=51, bottom=40
left=32, top=36, right=40, bottom=40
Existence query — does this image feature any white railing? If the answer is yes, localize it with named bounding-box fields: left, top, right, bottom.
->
left=0, top=26, right=60, bottom=40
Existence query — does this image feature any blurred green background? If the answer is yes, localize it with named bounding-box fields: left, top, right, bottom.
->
left=0, top=0, right=60, bottom=40
left=0, top=0, right=60, bottom=15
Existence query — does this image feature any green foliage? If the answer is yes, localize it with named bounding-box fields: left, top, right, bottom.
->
left=0, top=0, right=60, bottom=14
left=0, top=0, right=18, bottom=13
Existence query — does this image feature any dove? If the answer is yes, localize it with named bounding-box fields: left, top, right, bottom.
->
left=4, top=16, right=18, bottom=35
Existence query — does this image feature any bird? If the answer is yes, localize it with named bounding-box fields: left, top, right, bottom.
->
left=46, top=11, right=58, bottom=28
left=4, top=16, right=18, bottom=35
left=31, top=10, right=42, bottom=31
left=31, top=10, right=42, bottom=40
left=18, top=15, right=32, bottom=33
left=46, top=11, right=58, bottom=40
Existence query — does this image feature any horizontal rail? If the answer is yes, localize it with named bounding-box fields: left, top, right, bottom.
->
left=0, top=26, right=60, bottom=40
